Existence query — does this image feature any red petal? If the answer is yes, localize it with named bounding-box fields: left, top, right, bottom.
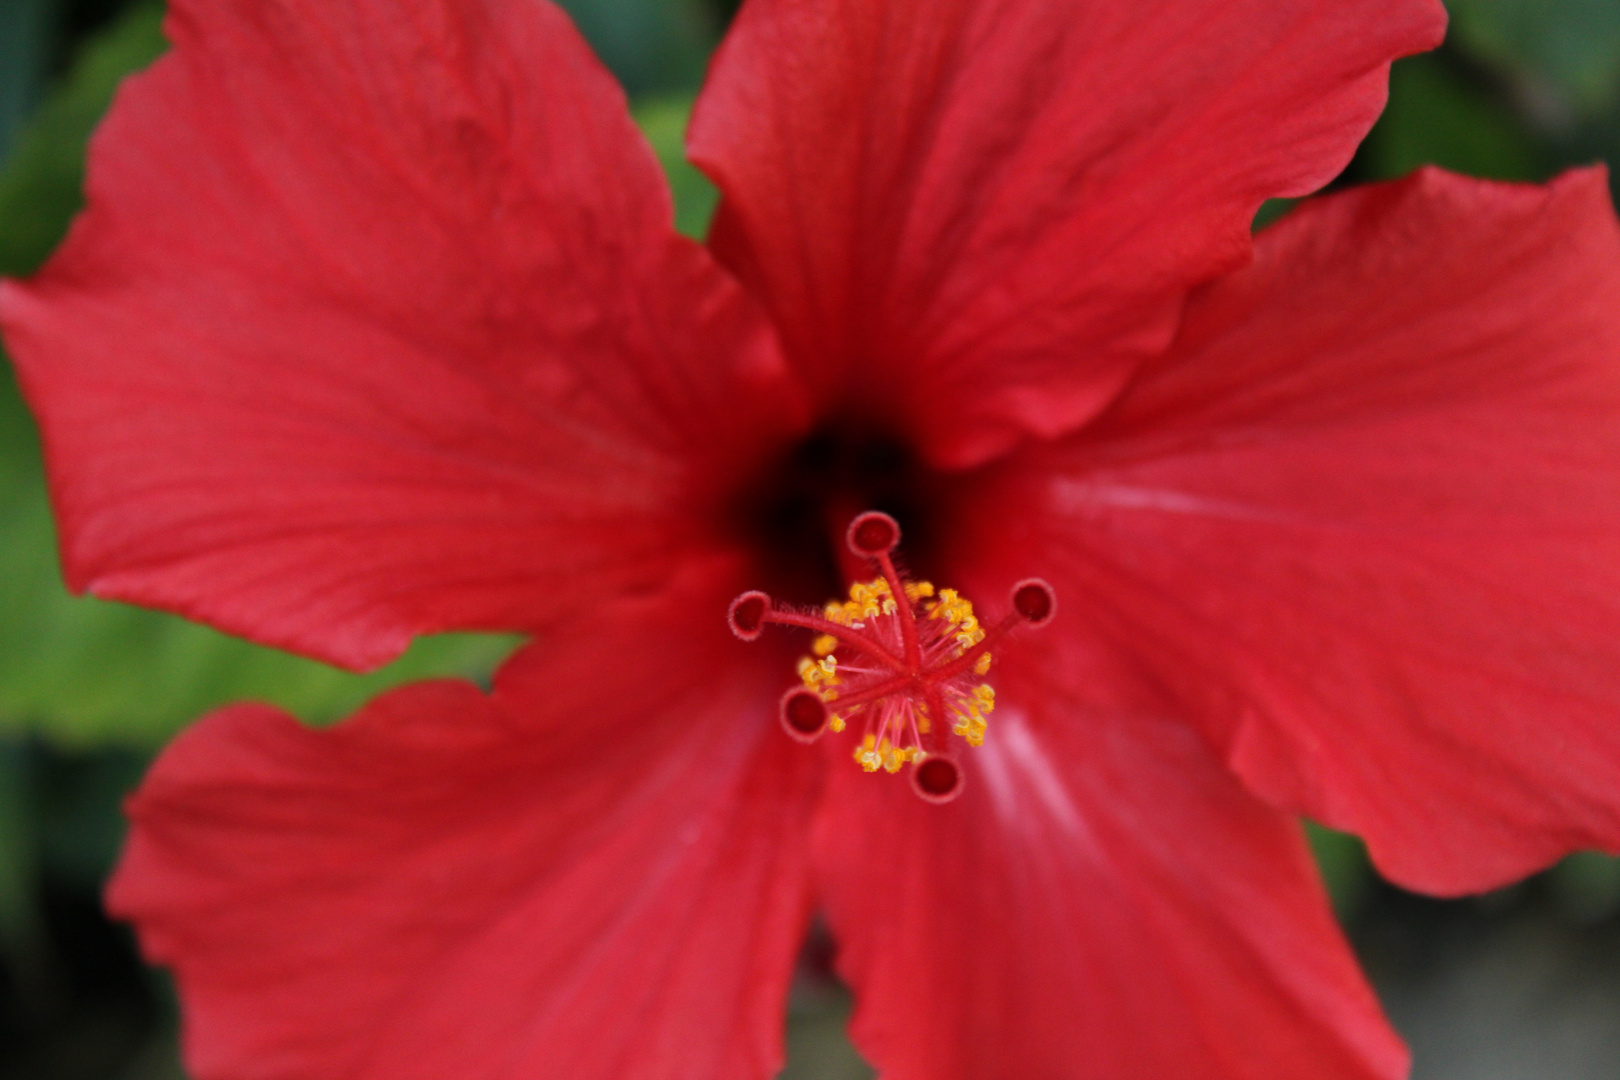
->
left=814, top=690, right=1402, bottom=1080
left=0, top=0, right=797, bottom=669
left=992, top=168, right=1620, bottom=894
left=689, top=0, right=1445, bottom=467
left=107, top=576, right=816, bottom=1080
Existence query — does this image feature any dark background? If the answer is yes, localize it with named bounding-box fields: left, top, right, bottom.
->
left=1, top=1, right=1618, bottom=1077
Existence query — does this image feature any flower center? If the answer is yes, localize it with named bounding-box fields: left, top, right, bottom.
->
left=728, top=511, right=1055, bottom=803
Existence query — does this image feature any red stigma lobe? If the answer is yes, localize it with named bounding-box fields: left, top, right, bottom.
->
left=727, top=511, right=1055, bottom=803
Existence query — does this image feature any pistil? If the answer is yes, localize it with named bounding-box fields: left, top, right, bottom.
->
left=728, top=511, right=1055, bottom=803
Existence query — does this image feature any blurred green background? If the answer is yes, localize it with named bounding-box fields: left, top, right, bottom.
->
left=0, top=1, right=1618, bottom=1077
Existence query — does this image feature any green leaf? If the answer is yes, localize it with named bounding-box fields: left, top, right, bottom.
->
left=0, top=743, right=43, bottom=980
left=0, top=0, right=57, bottom=168
left=32, top=744, right=147, bottom=888
left=555, top=0, right=718, bottom=97
left=1359, top=53, right=1547, bottom=183
left=634, top=93, right=718, bottom=239
left=0, top=2, right=167, bottom=278
left=1548, top=850, right=1620, bottom=925
left=1448, top=0, right=1620, bottom=117
left=0, top=5, right=518, bottom=749
left=1251, top=198, right=1297, bottom=233
left=1305, top=821, right=1374, bottom=922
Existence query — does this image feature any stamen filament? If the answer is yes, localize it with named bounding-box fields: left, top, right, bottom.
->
left=826, top=674, right=916, bottom=712
left=873, top=549, right=923, bottom=671
left=762, top=609, right=907, bottom=671
left=924, top=687, right=950, bottom=754
left=925, top=611, right=1024, bottom=683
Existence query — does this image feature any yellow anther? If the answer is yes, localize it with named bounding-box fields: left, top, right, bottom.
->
left=827, top=578, right=908, bottom=625
left=850, top=579, right=889, bottom=612
left=812, top=634, right=838, bottom=657
left=945, top=684, right=994, bottom=749
left=855, top=733, right=883, bottom=772
left=797, top=654, right=841, bottom=691
left=830, top=714, right=846, bottom=733
left=903, top=580, right=935, bottom=602
left=930, top=589, right=984, bottom=652
left=974, top=653, right=993, bottom=675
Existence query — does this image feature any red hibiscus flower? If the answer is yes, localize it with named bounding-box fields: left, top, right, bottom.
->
left=6, top=0, right=1620, bottom=1077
